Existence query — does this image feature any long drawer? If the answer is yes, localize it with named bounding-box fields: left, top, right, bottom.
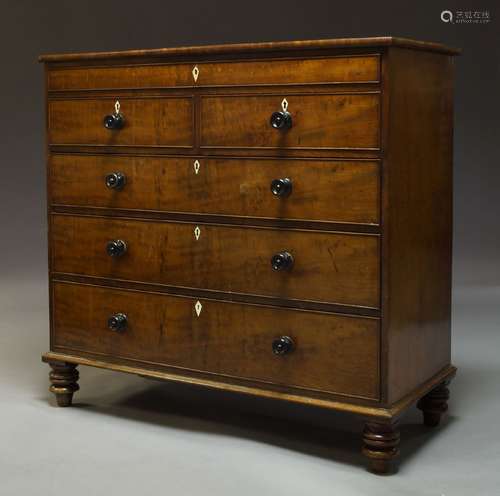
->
left=50, top=155, right=380, bottom=225
left=52, top=282, right=380, bottom=399
left=48, top=97, right=194, bottom=147
left=51, top=215, right=380, bottom=308
left=47, top=55, right=379, bottom=91
left=200, top=93, right=379, bottom=150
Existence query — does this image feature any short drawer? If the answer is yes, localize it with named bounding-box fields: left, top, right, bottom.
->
left=48, top=97, right=194, bottom=147
left=200, top=93, right=379, bottom=150
left=51, top=215, right=380, bottom=308
left=52, top=282, right=380, bottom=399
left=50, top=155, right=380, bottom=225
left=194, top=55, right=380, bottom=86
left=47, top=56, right=379, bottom=91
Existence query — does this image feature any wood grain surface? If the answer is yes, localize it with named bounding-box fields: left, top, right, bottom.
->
left=47, top=55, right=379, bottom=91
left=200, top=93, right=379, bottom=150
left=50, top=154, right=380, bottom=225
left=39, top=36, right=461, bottom=63
left=51, top=214, right=380, bottom=308
left=52, top=281, right=380, bottom=399
left=48, top=97, right=194, bottom=147
left=381, top=48, right=454, bottom=402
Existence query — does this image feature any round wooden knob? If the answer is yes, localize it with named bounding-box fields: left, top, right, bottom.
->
left=105, top=172, right=126, bottom=190
left=107, top=313, right=128, bottom=331
left=271, top=251, right=294, bottom=271
left=270, top=110, right=292, bottom=129
left=272, top=336, right=294, bottom=355
left=106, top=239, right=127, bottom=257
left=103, top=112, right=124, bottom=130
left=270, top=178, right=292, bottom=197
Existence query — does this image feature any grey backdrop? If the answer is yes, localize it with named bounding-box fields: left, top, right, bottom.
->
left=1, top=0, right=499, bottom=285
left=1, top=1, right=499, bottom=495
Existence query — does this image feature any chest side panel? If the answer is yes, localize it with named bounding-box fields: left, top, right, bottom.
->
left=382, top=48, right=454, bottom=403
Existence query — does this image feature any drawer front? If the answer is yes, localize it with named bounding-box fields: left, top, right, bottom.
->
left=195, top=56, right=379, bottom=86
left=50, top=155, right=380, bottom=225
left=200, top=94, right=379, bottom=150
left=51, top=215, right=380, bottom=308
left=48, top=97, right=194, bottom=147
left=52, top=282, right=380, bottom=399
left=48, top=64, right=193, bottom=91
left=47, top=56, right=379, bottom=91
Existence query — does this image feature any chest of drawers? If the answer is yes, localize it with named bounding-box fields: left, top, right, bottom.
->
left=40, top=37, right=459, bottom=474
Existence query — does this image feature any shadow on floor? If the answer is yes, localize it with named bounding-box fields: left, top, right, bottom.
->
left=40, top=377, right=458, bottom=473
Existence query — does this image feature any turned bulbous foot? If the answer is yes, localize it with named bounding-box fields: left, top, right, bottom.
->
left=362, top=421, right=400, bottom=474
left=49, top=362, right=79, bottom=407
left=417, top=382, right=450, bottom=427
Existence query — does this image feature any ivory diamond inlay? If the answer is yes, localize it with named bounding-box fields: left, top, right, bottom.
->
left=192, top=65, right=199, bottom=82
left=194, top=300, right=203, bottom=317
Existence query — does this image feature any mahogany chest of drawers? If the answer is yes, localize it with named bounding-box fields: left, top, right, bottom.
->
left=40, top=37, right=459, bottom=474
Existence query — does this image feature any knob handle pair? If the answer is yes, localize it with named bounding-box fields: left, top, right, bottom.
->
left=103, top=105, right=290, bottom=130
left=107, top=311, right=292, bottom=357
left=105, top=240, right=293, bottom=272
left=106, top=171, right=288, bottom=198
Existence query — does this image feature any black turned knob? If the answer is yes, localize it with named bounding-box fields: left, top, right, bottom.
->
left=105, top=172, right=126, bottom=190
left=272, top=336, right=294, bottom=355
left=103, top=112, right=124, bottom=130
left=106, top=239, right=127, bottom=257
left=270, top=178, right=292, bottom=198
left=270, top=110, right=292, bottom=130
left=271, top=251, right=294, bottom=271
left=107, top=313, right=128, bottom=332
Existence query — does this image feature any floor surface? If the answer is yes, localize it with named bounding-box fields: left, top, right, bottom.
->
left=1, top=276, right=499, bottom=495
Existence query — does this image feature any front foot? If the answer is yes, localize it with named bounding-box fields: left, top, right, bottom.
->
left=49, top=362, right=79, bottom=407
left=362, top=421, right=400, bottom=474
left=417, top=382, right=450, bottom=427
